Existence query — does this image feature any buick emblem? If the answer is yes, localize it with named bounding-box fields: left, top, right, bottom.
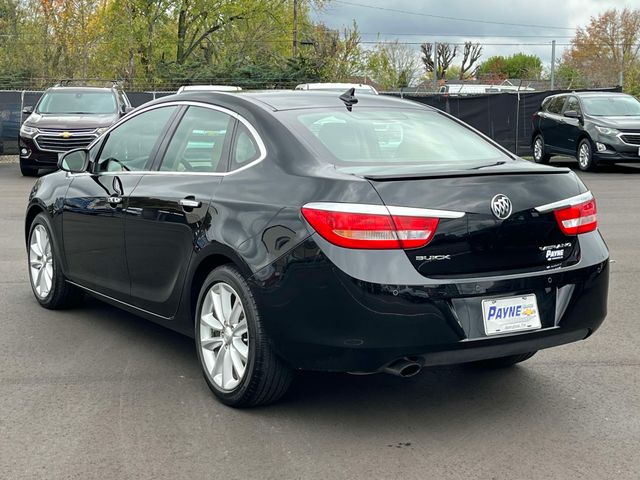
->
left=491, top=194, right=513, bottom=220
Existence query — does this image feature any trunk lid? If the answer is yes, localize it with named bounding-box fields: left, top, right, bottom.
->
left=364, top=163, right=584, bottom=277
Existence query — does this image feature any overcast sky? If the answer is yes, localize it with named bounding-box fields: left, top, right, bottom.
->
left=312, top=0, right=635, bottom=72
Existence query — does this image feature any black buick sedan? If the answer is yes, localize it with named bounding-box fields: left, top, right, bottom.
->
left=25, top=91, right=609, bottom=407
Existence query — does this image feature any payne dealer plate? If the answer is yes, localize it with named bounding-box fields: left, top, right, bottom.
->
left=481, top=294, right=542, bottom=336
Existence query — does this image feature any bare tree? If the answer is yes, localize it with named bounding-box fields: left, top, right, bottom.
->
left=420, top=43, right=458, bottom=79
left=459, top=42, right=483, bottom=79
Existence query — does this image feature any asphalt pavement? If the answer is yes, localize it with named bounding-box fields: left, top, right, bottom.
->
left=0, top=159, right=638, bottom=480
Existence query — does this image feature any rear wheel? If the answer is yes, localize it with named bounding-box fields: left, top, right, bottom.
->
left=28, top=213, right=82, bottom=309
left=195, top=265, right=293, bottom=407
left=20, top=161, right=38, bottom=177
left=577, top=138, right=597, bottom=171
left=468, top=351, right=537, bottom=369
left=532, top=134, right=550, bottom=164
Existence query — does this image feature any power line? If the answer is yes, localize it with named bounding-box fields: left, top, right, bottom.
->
left=331, top=0, right=577, bottom=31
left=358, top=33, right=576, bottom=38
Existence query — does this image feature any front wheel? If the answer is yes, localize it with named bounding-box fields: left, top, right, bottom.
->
left=577, top=138, right=597, bottom=171
left=28, top=213, right=82, bottom=309
left=20, top=161, right=38, bottom=177
left=195, top=265, right=293, bottom=407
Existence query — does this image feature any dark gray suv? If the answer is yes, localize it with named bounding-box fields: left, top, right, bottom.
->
left=531, top=91, right=640, bottom=171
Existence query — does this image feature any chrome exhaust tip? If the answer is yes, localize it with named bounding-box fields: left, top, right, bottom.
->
left=382, top=357, right=423, bottom=378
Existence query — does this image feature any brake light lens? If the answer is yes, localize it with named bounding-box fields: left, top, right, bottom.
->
left=553, top=198, right=597, bottom=235
left=301, top=207, right=439, bottom=249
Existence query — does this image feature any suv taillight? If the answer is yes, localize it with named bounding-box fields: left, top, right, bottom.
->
left=553, top=198, right=597, bottom=235
left=301, top=206, right=439, bottom=250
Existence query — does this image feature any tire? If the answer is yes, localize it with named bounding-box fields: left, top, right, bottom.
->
left=27, top=213, right=83, bottom=309
left=20, top=161, right=38, bottom=177
left=195, top=265, right=293, bottom=407
left=577, top=138, right=597, bottom=171
left=532, top=134, right=550, bottom=164
left=468, top=351, right=537, bottom=369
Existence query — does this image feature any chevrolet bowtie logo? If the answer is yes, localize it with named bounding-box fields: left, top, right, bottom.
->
left=60, top=131, right=72, bottom=138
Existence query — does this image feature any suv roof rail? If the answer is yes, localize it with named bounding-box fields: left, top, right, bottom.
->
left=53, top=78, right=122, bottom=89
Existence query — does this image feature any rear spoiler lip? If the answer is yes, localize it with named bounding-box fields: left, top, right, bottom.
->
left=363, top=167, right=572, bottom=181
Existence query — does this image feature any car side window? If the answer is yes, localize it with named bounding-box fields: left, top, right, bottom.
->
left=159, top=106, right=234, bottom=173
left=565, top=96, right=582, bottom=115
left=231, top=123, right=261, bottom=170
left=95, top=106, right=177, bottom=173
left=546, top=96, right=566, bottom=114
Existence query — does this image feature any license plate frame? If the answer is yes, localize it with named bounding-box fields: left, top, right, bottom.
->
left=481, top=294, right=542, bottom=336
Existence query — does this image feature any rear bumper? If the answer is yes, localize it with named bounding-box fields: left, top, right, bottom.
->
left=249, top=231, right=609, bottom=373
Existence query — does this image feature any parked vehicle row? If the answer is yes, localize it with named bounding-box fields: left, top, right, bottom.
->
left=26, top=90, right=609, bottom=406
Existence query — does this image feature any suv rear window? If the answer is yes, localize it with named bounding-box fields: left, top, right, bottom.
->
left=37, top=90, right=117, bottom=114
left=280, top=108, right=510, bottom=175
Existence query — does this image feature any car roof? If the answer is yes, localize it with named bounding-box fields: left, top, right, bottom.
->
left=177, top=85, right=242, bottom=93
left=156, top=90, right=427, bottom=112
left=571, top=91, right=631, bottom=98
left=296, top=82, right=377, bottom=91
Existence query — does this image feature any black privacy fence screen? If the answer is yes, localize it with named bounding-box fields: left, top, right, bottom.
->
left=0, top=87, right=620, bottom=156
left=388, top=87, right=621, bottom=155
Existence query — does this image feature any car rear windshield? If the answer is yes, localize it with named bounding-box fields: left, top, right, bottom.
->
left=36, top=91, right=117, bottom=114
left=279, top=107, right=510, bottom=175
left=581, top=95, right=640, bottom=116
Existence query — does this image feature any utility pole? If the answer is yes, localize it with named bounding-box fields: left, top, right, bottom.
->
left=292, top=0, right=298, bottom=57
left=432, top=42, right=438, bottom=93
left=550, top=40, right=556, bottom=90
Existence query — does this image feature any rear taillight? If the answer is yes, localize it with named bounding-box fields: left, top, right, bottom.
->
left=301, top=206, right=439, bottom=249
left=553, top=198, right=597, bottom=235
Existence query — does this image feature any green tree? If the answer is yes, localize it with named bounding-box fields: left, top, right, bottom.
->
left=366, top=40, right=420, bottom=89
left=478, top=53, right=542, bottom=79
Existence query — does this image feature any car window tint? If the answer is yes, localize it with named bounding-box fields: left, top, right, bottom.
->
left=231, top=123, right=261, bottom=169
left=95, top=106, right=176, bottom=173
left=546, top=96, right=566, bottom=114
left=160, top=106, right=233, bottom=173
left=281, top=108, right=510, bottom=175
left=565, top=96, right=581, bottom=114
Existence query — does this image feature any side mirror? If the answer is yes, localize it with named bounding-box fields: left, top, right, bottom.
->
left=564, top=110, right=581, bottom=119
left=22, top=106, right=33, bottom=115
left=58, top=149, right=89, bottom=173
left=121, top=106, right=135, bottom=117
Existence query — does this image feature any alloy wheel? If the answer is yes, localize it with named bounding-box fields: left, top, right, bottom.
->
left=199, top=282, right=249, bottom=391
left=533, top=137, right=543, bottom=161
left=579, top=143, right=591, bottom=169
left=29, top=224, right=54, bottom=299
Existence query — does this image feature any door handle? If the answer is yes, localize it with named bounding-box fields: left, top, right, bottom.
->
left=108, top=196, right=122, bottom=205
left=179, top=198, right=201, bottom=209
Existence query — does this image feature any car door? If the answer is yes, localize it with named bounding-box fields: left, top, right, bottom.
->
left=559, top=96, right=583, bottom=153
left=62, top=105, right=179, bottom=301
left=124, top=104, right=236, bottom=317
left=540, top=95, right=567, bottom=152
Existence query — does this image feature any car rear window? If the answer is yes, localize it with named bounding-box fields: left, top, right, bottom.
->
left=279, top=108, right=510, bottom=175
left=37, top=91, right=117, bottom=114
